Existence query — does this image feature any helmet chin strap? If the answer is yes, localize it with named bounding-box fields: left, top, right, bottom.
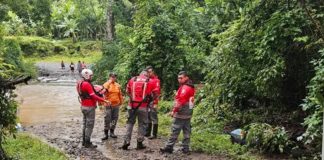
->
left=83, top=78, right=92, bottom=82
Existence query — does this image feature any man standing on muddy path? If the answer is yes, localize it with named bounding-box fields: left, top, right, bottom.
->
left=160, top=71, right=195, bottom=154
left=101, top=72, right=123, bottom=140
left=121, top=70, right=157, bottom=150
left=77, top=69, right=110, bottom=148
left=145, top=66, right=161, bottom=139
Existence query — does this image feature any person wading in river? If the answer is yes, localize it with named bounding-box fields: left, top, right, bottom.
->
left=101, top=72, right=123, bottom=140
left=77, top=60, right=82, bottom=75
left=160, top=71, right=195, bottom=154
left=145, top=66, right=161, bottom=139
left=121, top=70, right=157, bottom=150
left=77, top=69, right=110, bottom=148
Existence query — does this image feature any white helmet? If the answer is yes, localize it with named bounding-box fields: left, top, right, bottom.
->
left=81, top=69, right=93, bottom=80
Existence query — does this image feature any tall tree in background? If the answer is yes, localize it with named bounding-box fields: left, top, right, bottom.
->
left=106, top=0, right=115, bottom=41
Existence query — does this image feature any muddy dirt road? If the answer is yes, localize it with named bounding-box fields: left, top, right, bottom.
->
left=16, top=62, right=225, bottom=160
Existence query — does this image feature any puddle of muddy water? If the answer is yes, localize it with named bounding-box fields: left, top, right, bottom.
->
left=16, top=84, right=82, bottom=125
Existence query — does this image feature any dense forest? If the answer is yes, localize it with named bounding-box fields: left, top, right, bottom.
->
left=0, top=0, right=323, bottom=159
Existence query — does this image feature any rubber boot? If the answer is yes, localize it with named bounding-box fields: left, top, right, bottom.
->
left=136, top=141, right=146, bottom=150
left=101, top=129, right=109, bottom=140
left=82, top=138, right=85, bottom=146
left=181, top=148, right=190, bottom=154
left=145, top=123, right=152, bottom=137
left=110, top=129, right=117, bottom=138
left=149, top=124, right=158, bottom=139
left=121, top=141, right=130, bottom=150
left=160, top=146, right=173, bottom=153
left=84, top=140, right=97, bottom=148
left=82, top=127, right=86, bottom=146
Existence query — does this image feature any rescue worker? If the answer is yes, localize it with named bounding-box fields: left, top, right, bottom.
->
left=101, top=72, right=123, bottom=140
left=121, top=70, right=157, bottom=150
left=160, top=71, right=195, bottom=154
left=145, top=66, right=161, bottom=139
left=76, top=69, right=110, bottom=148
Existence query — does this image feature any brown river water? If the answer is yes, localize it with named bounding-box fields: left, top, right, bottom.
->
left=16, top=84, right=81, bottom=125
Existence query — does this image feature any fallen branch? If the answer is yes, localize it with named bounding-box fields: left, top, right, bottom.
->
left=0, top=75, right=32, bottom=89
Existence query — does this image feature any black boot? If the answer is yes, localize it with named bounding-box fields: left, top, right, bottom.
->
left=82, top=137, right=85, bottom=146
left=136, top=141, right=146, bottom=150
left=160, top=146, right=173, bottom=153
left=82, top=128, right=85, bottom=146
left=181, top=148, right=190, bottom=154
left=110, top=129, right=117, bottom=138
left=84, top=140, right=97, bottom=148
left=101, top=129, right=109, bottom=140
left=145, top=123, right=152, bottom=137
left=121, top=141, right=130, bottom=150
left=149, top=124, right=158, bottom=139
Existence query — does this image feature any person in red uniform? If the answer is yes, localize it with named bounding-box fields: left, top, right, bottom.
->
left=160, top=71, right=195, bottom=154
left=121, top=70, right=157, bottom=150
left=145, top=66, right=161, bottom=139
left=77, top=69, right=110, bottom=148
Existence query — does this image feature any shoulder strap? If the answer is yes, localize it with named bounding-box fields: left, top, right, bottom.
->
left=78, top=81, right=84, bottom=96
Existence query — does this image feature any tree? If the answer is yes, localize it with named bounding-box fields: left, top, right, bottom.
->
left=106, top=0, right=115, bottom=41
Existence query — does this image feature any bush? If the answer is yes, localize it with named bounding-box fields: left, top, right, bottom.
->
left=301, top=49, right=324, bottom=158
left=245, top=123, right=291, bottom=153
left=2, top=39, right=24, bottom=73
left=191, top=132, right=254, bottom=159
left=92, top=42, right=119, bottom=84
left=158, top=101, right=173, bottom=114
left=5, top=36, right=60, bottom=57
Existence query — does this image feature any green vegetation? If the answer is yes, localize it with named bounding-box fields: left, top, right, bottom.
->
left=0, top=0, right=323, bottom=159
left=157, top=100, right=258, bottom=159
left=4, top=36, right=102, bottom=62
left=3, top=133, right=67, bottom=160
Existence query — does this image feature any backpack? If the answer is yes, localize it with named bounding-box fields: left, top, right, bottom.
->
left=131, top=76, right=150, bottom=103
left=77, top=80, right=102, bottom=100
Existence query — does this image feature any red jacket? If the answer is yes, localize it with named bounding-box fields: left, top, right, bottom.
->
left=173, top=81, right=195, bottom=119
left=77, top=80, right=105, bottom=107
left=126, top=75, right=156, bottom=108
left=150, top=75, right=161, bottom=105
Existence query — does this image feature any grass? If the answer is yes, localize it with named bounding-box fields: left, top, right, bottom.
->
left=24, top=50, right=102, bottom=64
left=3, top=133, right=67, bottom=160
left=5, top=36, right=103, bottom=63
left=191, top=132, right=261, bottom=160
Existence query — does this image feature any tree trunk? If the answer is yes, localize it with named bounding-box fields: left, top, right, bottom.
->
left=106, top=0, right=115, bottom=42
